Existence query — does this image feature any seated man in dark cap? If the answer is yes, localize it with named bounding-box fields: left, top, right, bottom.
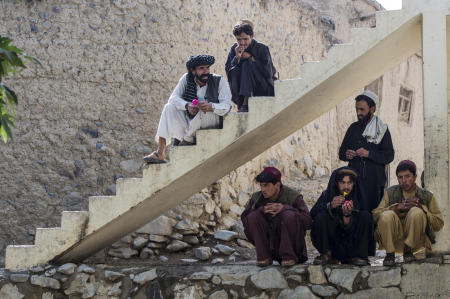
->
left=241, top=167, right=312, bottom=267
left=143, top=54, right=232, bottom=163
left=310, top=167, right=373, bottom=265
left=373, top=160, right=444, bottom=266
left=225, top=21, right=276, bottom=112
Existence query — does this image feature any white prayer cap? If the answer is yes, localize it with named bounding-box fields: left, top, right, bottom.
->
left=356, top=90, right=378, bottom=106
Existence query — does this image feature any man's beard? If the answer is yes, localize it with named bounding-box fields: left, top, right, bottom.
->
left=358, top=112, right=372, bottom=124
left=196, top=74, right=210, bottom=83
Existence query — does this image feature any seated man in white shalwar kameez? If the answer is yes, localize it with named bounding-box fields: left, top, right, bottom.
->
left=143, top=54, right=232, bottom=163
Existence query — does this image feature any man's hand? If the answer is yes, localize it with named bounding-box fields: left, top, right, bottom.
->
left=331, top=196, right=345, bottom=208
left=404, top=196, right=422, bottom=209
left=395, top=200, right=417, bottom=214
left=235, top=46, right=244, bottom=61
left=356, top=148, right=369, bottom=158
left=342, top=200, right=354, bottom=215
left=264, top=203, right=284, bottom=216
left=186, top=103, right=199, bottom=116
left=198, top=101, right=213, bottom=113
left=346, top=149, right=357, bottom=160
left=241, top=52, right=251, bottom=60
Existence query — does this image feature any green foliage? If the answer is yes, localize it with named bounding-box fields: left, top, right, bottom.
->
left=0, top=35, right=41, bottom=143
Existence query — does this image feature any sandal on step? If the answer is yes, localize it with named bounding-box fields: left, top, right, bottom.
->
left=403, top=252, right=416, bottom=263
left=281, top=259, right=296, bottom=267
left=142, top=151, right=166, bottom=164
left=257, top=258, right=273, bottom=267
left=313, top=254, right=332, bottom=265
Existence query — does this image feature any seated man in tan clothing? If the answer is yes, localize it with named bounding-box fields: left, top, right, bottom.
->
left=373, top=160, right=444, bottom=266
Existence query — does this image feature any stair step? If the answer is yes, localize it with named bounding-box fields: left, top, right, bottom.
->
left=350, top=27, right=377, bottom=45
left=88, top=196, right=119, bottom=233
left=116, top=177, right=145, bottom=200
left=196, top=129, right=222, bottom=146
left=61, top=211, right=89, bottom=231
left=302, top=44, right=354, bottom=81
left=274, top=78, right=306, bottom=103
left=375, top=9, right=408, bottom=33
left=325, top=43, right=353, bottom=63
left=169, top=142, right=204, bottom=165
left=5, top=245, right=35, bottom=270
left=300, top=61, right=321, bottom=80
left=34, top=228, right=61, bottom=245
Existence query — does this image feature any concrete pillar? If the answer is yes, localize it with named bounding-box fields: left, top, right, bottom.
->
left=422, top=12, right=450, bottom=252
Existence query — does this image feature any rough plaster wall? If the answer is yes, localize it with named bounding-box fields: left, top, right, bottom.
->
left=0, top=0, right=423, bottom=261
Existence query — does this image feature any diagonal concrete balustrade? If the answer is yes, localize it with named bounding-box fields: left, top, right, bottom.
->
left=5, top=2, right=437, bottom=270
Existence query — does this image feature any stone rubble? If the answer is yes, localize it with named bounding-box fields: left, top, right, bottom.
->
left=194, top=247, right=212, bottom=261
left=57, top=263, right=77, bottom=275
left=214, top=230, right=238, bottom=242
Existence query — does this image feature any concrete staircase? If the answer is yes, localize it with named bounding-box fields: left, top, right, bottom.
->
left=5, top=4, right=425, bottom=270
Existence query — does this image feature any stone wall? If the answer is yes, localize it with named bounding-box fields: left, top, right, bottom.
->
left=1, top=257, right=450, bottom=298
left=0, top=0, right=425, bottom=264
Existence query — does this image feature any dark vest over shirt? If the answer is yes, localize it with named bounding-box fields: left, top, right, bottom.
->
left=251, top=185, right=300, bottom=210
left=204, top=74, right=221, bottom=103
left=182, top=73, right=222, bottom=103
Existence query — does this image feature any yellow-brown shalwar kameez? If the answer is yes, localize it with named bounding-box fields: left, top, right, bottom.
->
left=372, top=185, right=444, bottom=253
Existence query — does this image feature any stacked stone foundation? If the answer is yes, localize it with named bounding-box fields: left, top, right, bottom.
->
left=1, top=256, right=450, bottom=298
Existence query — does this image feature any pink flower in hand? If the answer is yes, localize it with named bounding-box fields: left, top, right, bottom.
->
left=192, top=99, right=199, bottom=106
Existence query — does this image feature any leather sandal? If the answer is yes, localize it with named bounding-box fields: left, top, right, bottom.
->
left=351, top=257, right=370, bottom=266
left=281, top=259, right=296, bottom=267
left=179, top=139, right=196, bottom=146
left=383, top=253, right=395, bottom=266
left=257, top=258, right=273, bottom=267
left=403, top=251, right=416, bottom=263
left=313, top=254, right=331, bottom=265
left=238, top=104, right=249, bottom=112
left=142, top=151, right=166, bottom=164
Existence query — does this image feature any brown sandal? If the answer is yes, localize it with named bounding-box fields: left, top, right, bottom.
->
left=142, top=151, right=166, bottom=164
left=403, top=252, right=416, bottom=263
left=313, top=254, right=328, bottom=265
left=281, top=259, right=296, bottom=267
left=257, top=258, right=273, bottom=267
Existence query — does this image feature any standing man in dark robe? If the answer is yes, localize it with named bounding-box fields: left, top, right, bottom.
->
left=310, top=167, right=373, bottom=265
left=339, top=90, right=395, bottom=212
left=225, top=21, right=277, bottom=112
left=241, top=167, right=312, bottom=267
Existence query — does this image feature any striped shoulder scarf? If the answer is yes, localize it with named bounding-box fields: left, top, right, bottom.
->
left=182, top=73, right=197, bottom=103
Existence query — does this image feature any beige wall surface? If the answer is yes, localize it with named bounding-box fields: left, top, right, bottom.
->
left=0, top=0, right=424, bottom=261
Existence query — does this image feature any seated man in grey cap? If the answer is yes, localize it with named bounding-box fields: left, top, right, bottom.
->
left=143, top=54, right=232, bottom=163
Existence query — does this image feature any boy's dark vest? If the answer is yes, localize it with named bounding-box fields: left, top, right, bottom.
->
left=250, top=186, right=300, bottom=210
left=386, top=185, right=435, bottom=243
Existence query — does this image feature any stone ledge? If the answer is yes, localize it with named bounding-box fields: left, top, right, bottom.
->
left=0, top=257, right=449, bottom=298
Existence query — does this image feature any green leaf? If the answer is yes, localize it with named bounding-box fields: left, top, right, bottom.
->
left=24, top=55, right=43, bottom=68
left=4, top=44, right=23, bottom=55
left=0, top=36, right=12, bottom=48
left=0, top=48, right=14, bottom=64
left=3, top=84, right=18, bottom=105
left=11, top=53, right=26, bottom=68
left=1, top=84, right=17, bottom=116
left=0, top=120, right=8, bottom=143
